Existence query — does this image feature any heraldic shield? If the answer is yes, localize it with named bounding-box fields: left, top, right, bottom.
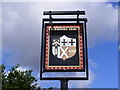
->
left=52, top=35, right=76, bottom=60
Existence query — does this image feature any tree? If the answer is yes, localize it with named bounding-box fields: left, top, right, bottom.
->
left=1, top=64, right=40, bottom=89
left=0, top=65, right=2, bottom=89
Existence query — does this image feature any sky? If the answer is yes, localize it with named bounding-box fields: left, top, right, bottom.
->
left=1, top=0, right=119, bottom=89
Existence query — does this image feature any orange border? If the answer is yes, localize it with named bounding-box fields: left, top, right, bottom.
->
left=45, top=25, right=84, bottom=70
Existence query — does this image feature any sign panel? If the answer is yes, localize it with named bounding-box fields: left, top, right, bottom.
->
left=44, top=23, right=85, bottom=71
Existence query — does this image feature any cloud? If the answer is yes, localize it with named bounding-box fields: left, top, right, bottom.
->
left=86, top=3, right=118, bottom=47
left=2, top=3, right=117, bottom=88
left=89, top=59, right=98, bottom=68
left=5, top=65, right=29, bottom=76
left=37, top=58, right=96, bottom=88
left=2, top=3, right=42, bottom=70
left=2, top=2, right=118, bottom=88
left=69, top=70, right=95, bottom=88
left=36, top=69, right=95, bottom=88
left=16, top=66, right=29, bottom=72
left=2, top=2, right=118, bottom=70
left=1, top=0, right=119, bottom=2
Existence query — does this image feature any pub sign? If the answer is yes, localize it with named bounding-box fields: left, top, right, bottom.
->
left=43, top=23, right=85, bottom=72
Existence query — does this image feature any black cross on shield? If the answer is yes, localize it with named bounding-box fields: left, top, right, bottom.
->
left=52, top=35, right=76, bottom=60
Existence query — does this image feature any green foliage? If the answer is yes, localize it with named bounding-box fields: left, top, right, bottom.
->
left=0, top=65, right=2, bottom=89
left=48, top=87, right=56, bottom=90
left=1, top=64, right=40, bottom=89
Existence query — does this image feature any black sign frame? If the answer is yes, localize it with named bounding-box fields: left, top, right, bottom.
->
left=40, top=11, right=89, bottom=80
left=43, top=23, right=85, bottom=72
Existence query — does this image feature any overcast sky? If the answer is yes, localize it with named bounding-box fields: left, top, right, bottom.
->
left=1, top=1, right=119, bottom=88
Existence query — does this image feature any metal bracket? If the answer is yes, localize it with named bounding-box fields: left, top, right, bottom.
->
left=49, top=11, right=54, bottom=30
left=49, top=11, right=52, bottom=25
left=77, top=10, right=79, bottom=23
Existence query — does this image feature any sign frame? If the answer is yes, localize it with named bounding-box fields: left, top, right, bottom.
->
left=40, top=11, right=89, bottom=80
left=43, top=23, right=85, bottom=72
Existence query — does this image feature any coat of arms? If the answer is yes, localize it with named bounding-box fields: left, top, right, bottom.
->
left=52, top=35, right=76, bottom=60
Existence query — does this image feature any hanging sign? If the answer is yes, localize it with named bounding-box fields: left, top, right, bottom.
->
left=44, top=23, right=85, bottom=72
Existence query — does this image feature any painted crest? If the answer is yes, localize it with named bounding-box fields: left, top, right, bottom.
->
left=52, top=35, right=76, bottom=60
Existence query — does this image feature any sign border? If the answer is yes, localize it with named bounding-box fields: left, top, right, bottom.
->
left=42, top=23, right=85, bottom=72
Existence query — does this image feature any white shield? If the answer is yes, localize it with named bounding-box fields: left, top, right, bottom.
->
left=52, top=35, right=76, bottom=60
